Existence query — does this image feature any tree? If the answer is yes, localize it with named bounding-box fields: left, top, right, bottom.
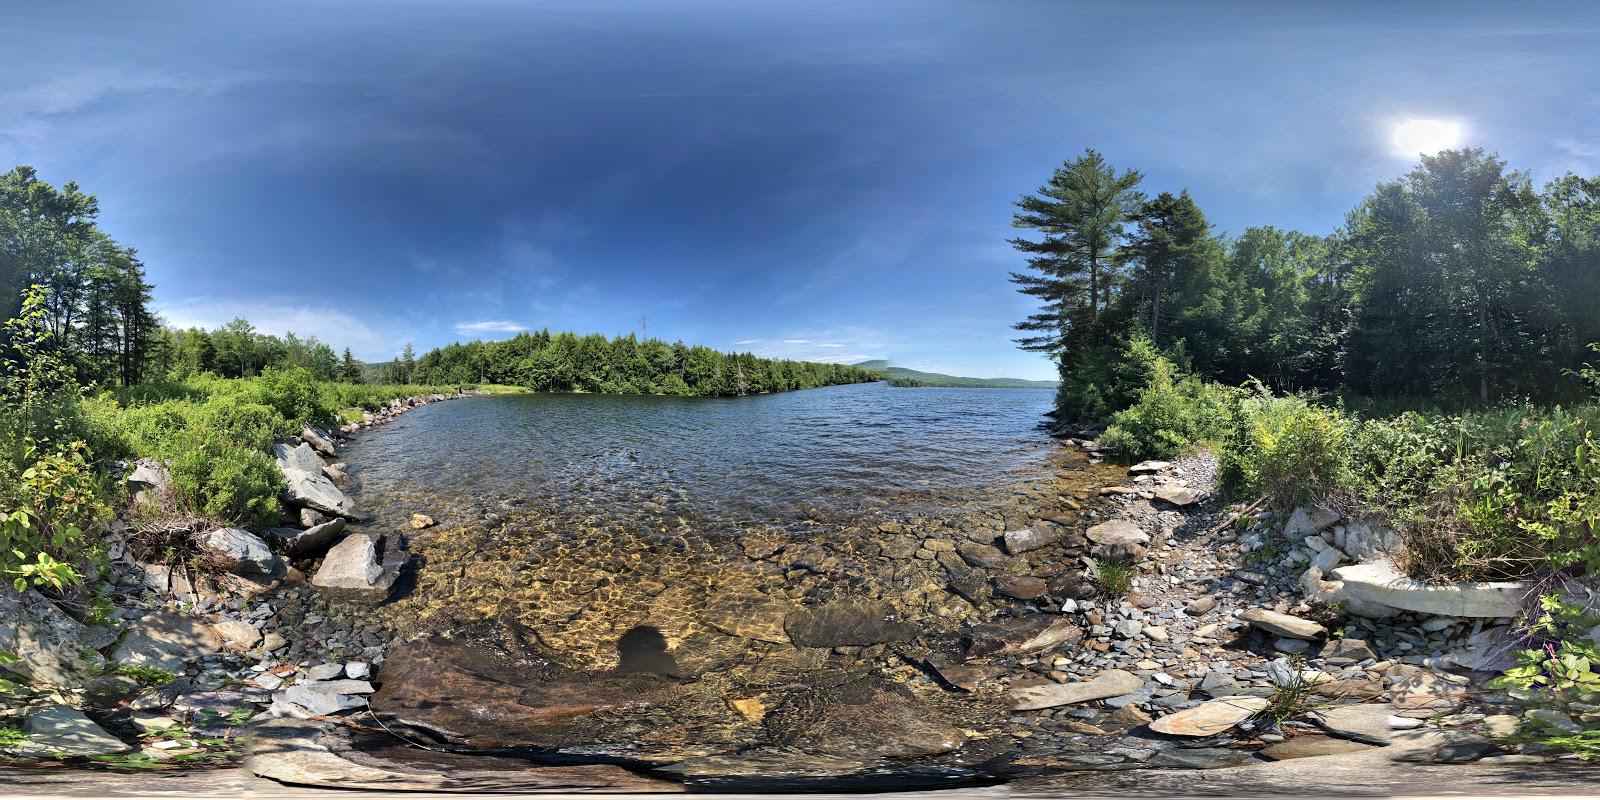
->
left=1120, top=190, right=1220, bottom=347
left=340, top=348, right=363, bottom=383
left=399, top=342, right=416, bottom=384
left=1343, top=149, right=1552, bottom=401
left=1008, top=150, right=1144, bottom=357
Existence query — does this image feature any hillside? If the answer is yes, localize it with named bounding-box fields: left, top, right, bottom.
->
left=853, top=360, right=1058, bottom=388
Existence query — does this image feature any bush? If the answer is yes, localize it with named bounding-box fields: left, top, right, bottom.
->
left=1100, top=350, right=1227, bottom=460
left=1054, top=335, right=1168, bottom=422
left=169, top=441, right=282, bottom=526
left=1218, top=391, right=1352, bottom=509
left=193, top=400, right=290, bottom=452
left=245, top=366, right=333, bottom=428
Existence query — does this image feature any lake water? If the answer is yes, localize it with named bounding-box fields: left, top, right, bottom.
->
left=342, top=382, right=1060, bottom=536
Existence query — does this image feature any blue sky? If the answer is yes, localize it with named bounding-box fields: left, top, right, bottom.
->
left=3, top=1, right=1597, bottom=379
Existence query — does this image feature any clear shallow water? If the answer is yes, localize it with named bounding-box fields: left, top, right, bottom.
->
left=342, top=382, right=1059, bottom=533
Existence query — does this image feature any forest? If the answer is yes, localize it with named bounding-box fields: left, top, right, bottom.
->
left=1011, top=148, right=1600, bottom=419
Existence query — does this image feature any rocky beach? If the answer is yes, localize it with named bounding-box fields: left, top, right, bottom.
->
left=2, top=390, right=1596, bottom=794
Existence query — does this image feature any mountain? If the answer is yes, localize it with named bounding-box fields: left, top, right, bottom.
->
left=853, top=360, right=1058, bottom=388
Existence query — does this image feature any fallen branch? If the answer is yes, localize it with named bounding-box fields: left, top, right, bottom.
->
left=1208, top=496, right=1266, bottom=536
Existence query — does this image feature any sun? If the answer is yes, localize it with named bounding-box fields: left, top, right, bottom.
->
left=1391, top=118, right=1464, bottom=157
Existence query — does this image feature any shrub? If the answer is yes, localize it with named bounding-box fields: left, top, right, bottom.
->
left=245, top=366, right=333, bottom=428
left=1218, top=391, right=1352, bottom=509
left=169, top=441, right=282, bottom=526
left=1100, top=350, right=1227, bottom=460
left=193, top=400, right=290, bottom=451
left=1054, top=335, right=1167, bottom=422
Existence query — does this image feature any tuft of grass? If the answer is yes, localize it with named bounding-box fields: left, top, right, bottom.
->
left=114, top=664, right=177, bottom=687
left=0, top=725, right=27, bottom=748
left=1092, top=556, right=1137, bottom=598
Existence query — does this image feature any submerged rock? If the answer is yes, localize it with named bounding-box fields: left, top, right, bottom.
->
left=783, top=600, right=916, bottom=648
left=965, top=614, right=1083, bottom=658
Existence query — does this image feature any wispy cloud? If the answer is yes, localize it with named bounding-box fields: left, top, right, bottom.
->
left=782, top=338, right=811, bottom=344
left=155, top=297, right=399, bottom=361
left=455, top=320, right=528, bottom=335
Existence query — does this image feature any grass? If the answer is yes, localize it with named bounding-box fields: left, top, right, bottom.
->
left=1258, top=666, right=1318, bottom=726
left=114, top=664, right=177, bottom=687
left=1092, top=556, right=1137, bottom=598
left=0, top=726, right=26, bottom=748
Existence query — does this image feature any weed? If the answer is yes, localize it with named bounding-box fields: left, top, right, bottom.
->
left=1092, top=556, right=1137, bottom=598
left=114, top=664, right=177, bottom=687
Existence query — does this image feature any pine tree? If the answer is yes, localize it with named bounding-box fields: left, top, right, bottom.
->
left=1008, top=150, right=1144, bottom=357
left=340, top=348, right=363, bottom=383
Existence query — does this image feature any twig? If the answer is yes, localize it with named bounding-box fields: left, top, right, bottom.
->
left=1208, top=496, right=1266, bottom=535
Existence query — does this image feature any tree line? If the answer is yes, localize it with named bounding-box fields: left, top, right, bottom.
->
left=412, top=332, right=880, bottom=396
left=1010, top=148, right=1600, bottom=418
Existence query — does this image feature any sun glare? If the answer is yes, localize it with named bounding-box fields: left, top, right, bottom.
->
left=1391, top=118, right=1464, bottom=157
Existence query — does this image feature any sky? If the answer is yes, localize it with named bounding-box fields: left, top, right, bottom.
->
left=3, top=1, right=1598, bottom=379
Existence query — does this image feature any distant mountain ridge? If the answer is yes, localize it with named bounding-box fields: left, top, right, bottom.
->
left=854, top=360, right=1059, bottom=388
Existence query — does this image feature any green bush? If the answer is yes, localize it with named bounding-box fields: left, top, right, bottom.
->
left=244, top=366, right=333, bottom=428
left=1218, top=391, right=1352, bottom=509
left=169, top=441, right=283, bottom=526
left=193, top=400, right=290, bottom=451
left=1054, top=335, right=1168, bottom=422
left=1100, top=350, right=1227, bottom=460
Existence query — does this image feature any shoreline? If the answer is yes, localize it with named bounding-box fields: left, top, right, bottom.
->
left=2, top=395, right=1593, bottom=793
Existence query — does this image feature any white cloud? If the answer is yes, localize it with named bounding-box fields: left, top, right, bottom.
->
left=455, top=320, right=527, bottom=335
left=733, top=338, right=761, bottom=345
left=155, top=297, right=398, bottom=361
left=782, top=338, right=811, bottom=344
left=816, top=343, right=845, bottom=348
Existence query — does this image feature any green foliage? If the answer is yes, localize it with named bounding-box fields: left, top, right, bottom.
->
left=169, top=442, right=283, bottom=526
left=0, top=725, right=26, bottom=748
left=244, top=366, right=333, bottom=428
left=410, top=330, right=879, bottom=396
left=1488, top=595, right=1600, bottom=759
left=1218, top=391, right=1352, bottom=509
left=1100, top=345, right=1227, bottom=460
left=114, top=664, right=177, bottom=687
left=1091, top=556, right=1136, bottom=598
left=1, top=287, right=109, bottom=591
left=1054, top=334, right=1168, bottom=422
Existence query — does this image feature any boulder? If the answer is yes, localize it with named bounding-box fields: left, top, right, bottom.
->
left=311, top=534, right=401, bottom=602
left=1153, top=484, right=1199, bottom=507
left=1128, top=460, right=1171, bottom=474
left=200, top=528, right=282, bottom=576
left=783, top=600, right=916, bottom=648
left=965, top=615, right=1083, bottom=658
left=956, top=541, right=1009, bottom=569
left=274, top=442, right=356, bottom=518
left=0, top=589, right=108, bottom=688
left=1328, top=558, right=1523, bottom=618
left=1284, top=506, right=1341, bottom=539
left=213, top=619, right=263, bottom=650
left=1311, top=703, right=1397, bottom=744
left=1010, top=668, right=1143, bottom=710
left=1238, top=608, right=1327, bottom=640
left=1086, top=519, right=1148, bottom=559
left=1003, top=524, right=1062, bottom=554
left=284, top=679, right=374, bottom=715
left=994, top=574, right=1048, bottom=600
left=111, top=610, right=222, bottom=673
left=300, top=426, right=337, bottom=458
left=266, top=518, right=347, bottom=556
left=4, top=705, right=132, bottom=757
left=1148, top=695, right=1269, bottom=737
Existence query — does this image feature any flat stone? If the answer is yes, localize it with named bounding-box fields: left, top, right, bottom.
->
left=783, top=600, right=916, bottom=648
left=1147, top=746, right=1255, bottom=770
left=1311, top=703, right=1395, bottom=744
left=111, top=610, right=222, bottom=673
left=1261, top=736, right=1378, bottom=760
left=1389, top=672, right=1463, bottom=712
left=1319, top=637, right=1378, bottom=664
left=1328, top=558, right=1523, bottom=618
left=275, top=442, right=356, bottom=518
left=1153, top=484, right=1199, bottom=507
left=1128, top=460, right=1171, bottom=474
left=247, top=719, right=683, bottom=792
left=957, top=541, right=1009, bottom=569
left=7, top=705, right=132, bottom=757
left=1010, top=668, right=1144, bottom=710
left=1185, top=596, right=1218, bottom=616
left=1148, top=695, right=1270, bottom=737
left=1239, top=608, right=1327, bottom=640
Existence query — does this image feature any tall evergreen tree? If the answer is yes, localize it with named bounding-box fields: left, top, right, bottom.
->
left=1008, top=150, right=1144, bottom=356
left=340, top=348, right=363, bottom=383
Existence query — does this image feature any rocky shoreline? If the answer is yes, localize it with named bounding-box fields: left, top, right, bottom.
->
left=2, top=399, right=1596, bottom=792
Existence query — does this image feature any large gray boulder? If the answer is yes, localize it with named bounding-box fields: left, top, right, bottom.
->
left=274, top=443, right=356, bottom=518
left=0, top=589, right=109, bottom=688
left=1086, top=519, right=1149, bottom=559
left=1328, top=559, right=1523, bottom=618
left=1284, top=506, right=1341, bottom=539
left=311, top=534, right=400, bottom=602
left=200, top=528, right=282, bottom=576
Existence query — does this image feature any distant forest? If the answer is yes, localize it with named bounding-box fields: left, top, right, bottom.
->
left=853, top=360, right=1059, bottom=389
left=410, top=332, right=880, bottom=396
